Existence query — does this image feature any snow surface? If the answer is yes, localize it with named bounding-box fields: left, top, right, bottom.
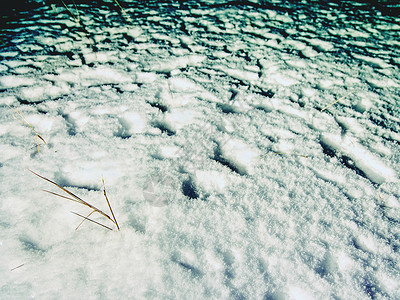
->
left=1, top=0, right=400, bottom=299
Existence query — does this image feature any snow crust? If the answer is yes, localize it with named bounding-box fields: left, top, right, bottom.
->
left=1, top=0, right=400, bottom=299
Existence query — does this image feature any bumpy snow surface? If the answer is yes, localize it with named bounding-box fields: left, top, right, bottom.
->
left=1, top=0, right=400, bottom=299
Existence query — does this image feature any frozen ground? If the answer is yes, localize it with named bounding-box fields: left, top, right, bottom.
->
left=1, top=0, right=400, bottom=299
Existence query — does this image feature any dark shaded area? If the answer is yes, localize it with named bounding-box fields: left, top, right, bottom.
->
left=0, top=0, right=43, bottom=34
left=214, top=154, right=243, bottom=175
left=178, top=261, right=203, bottom=278
left=341, top=155, right=368, bottom=178
left=319, top=139, right=374, bottom=183
left=181, top=178, right=199, bottom=199
left=147, top=101, right=168, bottom=113
left=362, top=275, right=383, bottom=299
left=0, top=0, right=42, bottom=19
left=19, top=236, right=46, bottom=255
left=152, top=122, right=175, bottom=136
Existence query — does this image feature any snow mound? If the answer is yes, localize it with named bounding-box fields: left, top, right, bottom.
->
left=145, top=55, right=206, bottom=73
left=193, top=170, right=227, bottom=196
left=57, top=67, right=131, bottom=86
left=159, top=109, right=197, bottom=133
left=0, top=75, right=36, bottom=88
left=17, top=84, right=70, bottom=103
left=214, top=65, right=259, bottom=83
left=320, top=133, right=396, bottom=184
left=117, top=111, right=147, bottom=137
left=217, top=139, right=260, bottom=175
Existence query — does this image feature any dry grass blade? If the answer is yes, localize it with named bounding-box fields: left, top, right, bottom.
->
left=6, top=104, right=46, bottom=153
left=41, top=189, right=82, bottom=204
left=262, top=152, right=310, bottom=158
left=29, top=170, right=119, bottom=230
left=59, top=0, right=97, bottom=52
left=75, top=209, right=96, bottom=230
left=29, top=169, right=86, bottom=203
left=102, top=179, right=120, bottom=231
left=113, top=0, right=133, bottom=24
left=71, top=212, right=113, bottom=231
left=10, top=264, right=25, bottom=271
left=321, top=92, right=353, bottom=112
left=61, top=0, right=80, bottom=24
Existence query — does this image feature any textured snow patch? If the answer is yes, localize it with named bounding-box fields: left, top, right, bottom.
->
left=214, top=65, right=259, bottom=83
left=126, top=27, right=144, bottom=39
left=288, top=286, right=315, bottom=300
left=154, top=78, right=219, bottom=107
left=168, top=77, right=203, bottom=93
left=18, top=86, right=48, bottom=102
left=218, top=139, right=260, bottom=175
left=57, top=162, right=122, bottom=190
left=354, top=97, right=372, bottom=113
left=335, top=116, right=365, bottom=135
left=312, top=167, right=346, bottom=185
left=24, top=114, right=58, bottom=133
left=219, top=100, right=252, bottom=113
left=81, top=67, right=131, bottom=85
left=254, top=97, right=280, bottom=112
left=353, top=54, right=391, bottom=69
left=320, top=134, right=396, bottom=184
left=300, top=88, right=316, bottom=97
left=160, top=109, right=196, bottom=132
left=261, top=72, right=299, bottom=86
left=308, top=38, right=334, bottom=52
left=300, top=47, right=318, bottom=58
left=155, top=85, right=192, bottom=108
left=156, top=145, right=182, bottom=159
left=57, top=67, right=131, bottom=86
left=281, top=39, right=307, bottom=51
left=0, top=95, right=18, bottom=105
left=132, top=72, right=158, bottom=84
left=367, top=78, right=398, bottom=88
left=353, top=233, right=380, bottom=254
left=17, top=84, right=70, bottom=103
left=64, top=110, right=90, bottom=133
left=169, top=77, right=219, bottom=102
left=262, top=127, right=296, bottom=140
left=0, top=75, right=36, bottom=88
left=146, top=55, right=206, bottom=73
left=193, top=170, right=227, bottom=195
left=117, top=111, right=147, bottom=136
left=83, top=52, right=116, bottom=64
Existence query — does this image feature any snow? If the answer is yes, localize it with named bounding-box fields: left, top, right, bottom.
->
left=217, top=138, right=260, bottom=176
left=0, top=75, right=36, bottom=88
left=320, top=133, right=396, bottom=184
left=1, top=0, right=400, bottom=299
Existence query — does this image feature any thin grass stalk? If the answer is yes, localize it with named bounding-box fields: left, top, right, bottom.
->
left=6, top=104, right=46, bottom=153
left=71, top=212, right=114, bottom=231
left=74, top=209, right=96, bottom=230
left=10, top=264, right=25, bottom=271
left=321, top=92, right=353, bottom=112
left=113, top=0, right=133, bottom=24
left=29, top=170, right=115, bottom=223
left=102, top=179, right=120, bottom=231
left=42, top=189, right=83, bottom=204
left=60, top=0, right=97, bottom=52
left=262, top=152, right=310, bottom=158
left=61, top=0, right=80, bottom=24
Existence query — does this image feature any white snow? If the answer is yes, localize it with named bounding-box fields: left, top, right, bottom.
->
left=0, top=75, right=36, bottom=88
left=1, top=1, right=400, bottom=299
left=117, top=111, right=147, bottom=136
left=320, top=133, right=396, bottom=184
left=217, top=138, right=260, bottom=175
left=145, top=55, right=206, bottom=73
